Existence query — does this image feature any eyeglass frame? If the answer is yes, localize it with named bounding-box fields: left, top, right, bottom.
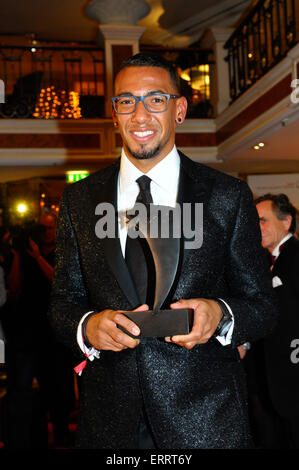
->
left=111, top=92, right=181, bottom=114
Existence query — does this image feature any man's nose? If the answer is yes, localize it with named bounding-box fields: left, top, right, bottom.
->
left=131, top=99, right=150, bottom=121
left=259, top=224, right=265, bottom=235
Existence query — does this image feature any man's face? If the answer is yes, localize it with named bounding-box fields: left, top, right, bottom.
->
left=256, top=200, right=291, bottom=252
left=40, top=214, right=56, bottom=245
left=113, top=66, right=187, bottom=169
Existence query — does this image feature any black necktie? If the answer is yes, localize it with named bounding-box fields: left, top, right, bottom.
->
left=135, top=175, right=153, bottom=205
left=125, top=175, right=155, bottom=306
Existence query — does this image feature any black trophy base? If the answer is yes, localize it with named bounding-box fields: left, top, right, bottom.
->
left=119, top=308, right=194, bottom=338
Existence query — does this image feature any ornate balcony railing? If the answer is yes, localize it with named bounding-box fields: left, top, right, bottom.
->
left=0, top=44, right=105, bottom=118
left=225, top=0, right=298, bottom=101
left=0, top=41, right=214, bottom=119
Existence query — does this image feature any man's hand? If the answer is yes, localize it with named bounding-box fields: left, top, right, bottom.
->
left=237, top=345, right=246, bottom=359
left=165, top=298, right=223, bottom=349
left=86, top=304, right=148, bottom=352
left=26, top=238, right=41, bottom=259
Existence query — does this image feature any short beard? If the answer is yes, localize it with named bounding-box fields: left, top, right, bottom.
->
left=127, top=144, right=161, bottom=160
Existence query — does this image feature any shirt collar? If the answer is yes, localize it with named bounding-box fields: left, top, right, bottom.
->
left=272, top=233, right=293, bottom=258
left=119, top=145, right=180, bottom=194
left=119, top=149, right=143, bottom=195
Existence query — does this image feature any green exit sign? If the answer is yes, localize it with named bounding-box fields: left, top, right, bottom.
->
left=66, top=171, right=89, bottom=183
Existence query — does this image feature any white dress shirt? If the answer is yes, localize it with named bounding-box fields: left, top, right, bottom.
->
left=271, top=233, right=293, bottom=261
left=117, top=146, right=180, bottom=256
left=76, top=146, right=234, bottom=365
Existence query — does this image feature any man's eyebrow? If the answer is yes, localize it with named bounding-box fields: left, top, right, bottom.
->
left=146, top=90, right=167, bottom=95
left=115, top=92, right=134, bottom=97
left=115, top=90, right=166, bottom=97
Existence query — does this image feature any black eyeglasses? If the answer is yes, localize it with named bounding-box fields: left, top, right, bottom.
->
left=111, top=92, right=180, bottom=114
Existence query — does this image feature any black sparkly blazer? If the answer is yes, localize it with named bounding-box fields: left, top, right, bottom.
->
left=48, top=151, right=277, bottom=449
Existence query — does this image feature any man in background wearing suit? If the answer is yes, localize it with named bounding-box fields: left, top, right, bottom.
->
left=256, top=194, right=299, bottom=448
left=49, top=53, right=277, bottom=449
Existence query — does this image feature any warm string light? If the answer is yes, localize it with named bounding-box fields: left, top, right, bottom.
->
left=33, top=86, right=60, bottom=119
left=60, top=91, right=82, bottom=119
left=33, top=87, right=82, bottom=119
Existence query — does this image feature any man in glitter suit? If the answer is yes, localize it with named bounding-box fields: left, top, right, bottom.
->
left=49, top=53, right=277, bottom=449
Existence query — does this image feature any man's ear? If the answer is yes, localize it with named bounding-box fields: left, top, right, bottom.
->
left=176, top=96, right=188, bottom=124
left=111, top=106, right=119, bottom=127
left=283, top=214, right=292, bottom=232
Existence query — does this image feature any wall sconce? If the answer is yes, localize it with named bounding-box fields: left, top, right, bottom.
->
left=180, top=64, right=210, bottom=99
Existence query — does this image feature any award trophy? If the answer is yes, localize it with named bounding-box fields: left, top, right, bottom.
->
left=120, top=204, right=194, bottom=338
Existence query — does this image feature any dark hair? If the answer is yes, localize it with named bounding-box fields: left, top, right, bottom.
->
left=116, top=53, right=180, bottom=93
left=255, top=193, right=297, bottom=233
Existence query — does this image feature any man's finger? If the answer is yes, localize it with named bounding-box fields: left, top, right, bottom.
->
left=114, top=312, right=140, bottom=337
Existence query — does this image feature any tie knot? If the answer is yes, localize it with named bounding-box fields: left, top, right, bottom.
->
left=136, top=175, right=153, bottom=205
left=137, top=175, right=152, bottom=192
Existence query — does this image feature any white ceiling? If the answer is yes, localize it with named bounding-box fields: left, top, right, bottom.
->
left=0, top=0, right=251, bottom=46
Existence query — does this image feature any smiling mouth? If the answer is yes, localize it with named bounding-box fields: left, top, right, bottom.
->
left=132, top=130, right=154, bottom=138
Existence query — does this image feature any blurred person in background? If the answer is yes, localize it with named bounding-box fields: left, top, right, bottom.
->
left=255, top=193, right=299, bottom=448
left=1, top=213, right=75, bottom=449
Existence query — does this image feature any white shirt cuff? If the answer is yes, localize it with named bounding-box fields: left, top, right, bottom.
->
left=215, top=298, right=234, bottom=346
left=77, top=311, right=101, bottom=361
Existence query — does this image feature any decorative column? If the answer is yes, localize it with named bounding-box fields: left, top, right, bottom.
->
left=201, top=27, right=233, bottom=116
left=85, top=0, right=151, bottom=116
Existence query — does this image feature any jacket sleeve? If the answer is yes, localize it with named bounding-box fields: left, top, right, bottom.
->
left=48, top=187, right=91, bottom=358
left=221, top=181, right=278, bottom=347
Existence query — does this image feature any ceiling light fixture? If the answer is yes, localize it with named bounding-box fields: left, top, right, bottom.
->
left=253, top=142, right=265, bottom=150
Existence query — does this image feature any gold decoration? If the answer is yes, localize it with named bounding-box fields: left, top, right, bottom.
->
left=60, top=91, right=82, bottom=119
left=33, top=86, right=60, bottom=119
left=33, top=86, right=81, bottom=119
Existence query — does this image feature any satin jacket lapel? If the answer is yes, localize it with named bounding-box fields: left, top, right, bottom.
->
left=87, top=162, right=140, bottom=308
left=177, top=152, right=212, bottom=207
left=177, top=151, right=215, bottom=279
